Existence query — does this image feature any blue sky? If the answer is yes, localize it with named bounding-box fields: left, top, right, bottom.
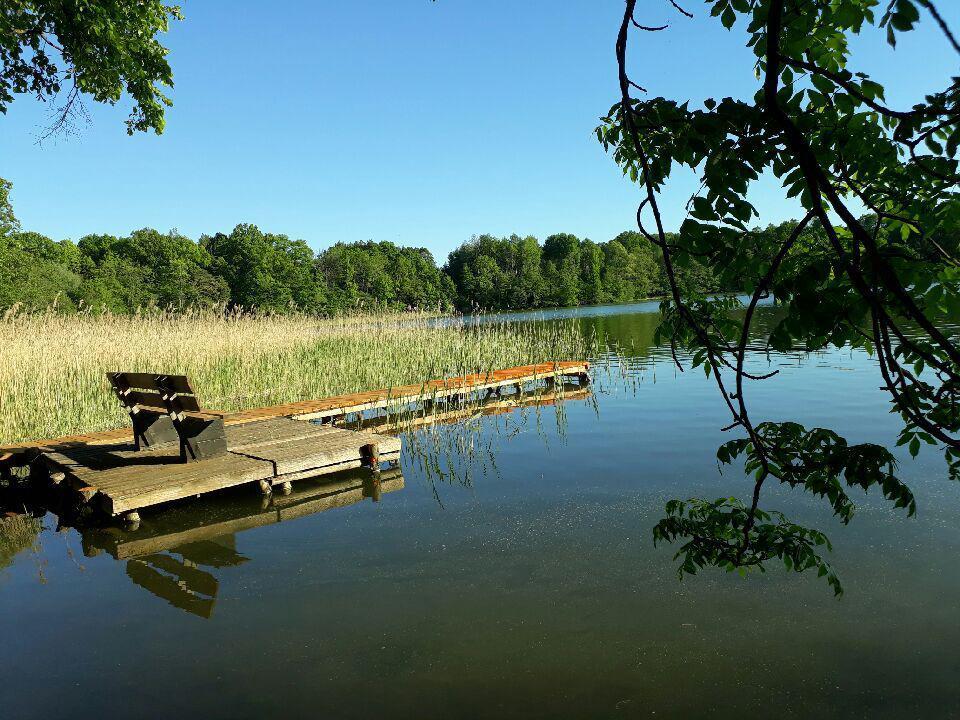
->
left=1, top=1, right=957, bottom=260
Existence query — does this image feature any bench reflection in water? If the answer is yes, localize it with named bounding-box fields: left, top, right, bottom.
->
left=78, top=466, right=404, bottom=618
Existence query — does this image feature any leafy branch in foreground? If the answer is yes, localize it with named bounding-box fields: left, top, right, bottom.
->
left=653, top=498, right=842, bottom=596
left=0, top=1, right=181, bottom=135
left=601, top=0, right=960, bottom=593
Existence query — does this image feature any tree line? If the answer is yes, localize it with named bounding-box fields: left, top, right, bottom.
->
left=0, top=178, right=736, bottom=315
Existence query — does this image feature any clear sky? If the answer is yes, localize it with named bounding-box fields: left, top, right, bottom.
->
left=1, top=1, right=957, bottom=260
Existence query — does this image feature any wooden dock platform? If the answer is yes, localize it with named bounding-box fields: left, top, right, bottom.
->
left=43, top=417, right=400, bottom=518
left=0, top=361, right=588, bottom=520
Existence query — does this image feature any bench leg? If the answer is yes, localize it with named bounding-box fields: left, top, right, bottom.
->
left=132, top=412, right=179, bottom=450
left=178, top=417, right=228, bottom=462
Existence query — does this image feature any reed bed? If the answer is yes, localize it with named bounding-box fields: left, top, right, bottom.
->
left=0, top=308, right=592, bottom=444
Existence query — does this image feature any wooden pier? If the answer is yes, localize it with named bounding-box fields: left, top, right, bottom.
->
left=0, top=361, right=589, bottom=521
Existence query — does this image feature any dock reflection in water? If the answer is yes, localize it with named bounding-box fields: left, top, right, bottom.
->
left=76, top=467, right=404, bottom=618
left=0, top=381, right=591, bottom=620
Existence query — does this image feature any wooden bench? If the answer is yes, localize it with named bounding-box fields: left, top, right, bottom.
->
left=107, top=372, right=227, bottom=462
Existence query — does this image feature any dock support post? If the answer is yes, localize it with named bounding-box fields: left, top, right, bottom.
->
left=278, top=480, right=293, bottom=495
left=122, top=510, right=141, bottom=530
left=361, top=443, right=380, bottom=472
left=361, top=443, right=382, bottom=501
left=258, top=479, right=272, bottom=495
left=28, top=459, right=49, bottom=486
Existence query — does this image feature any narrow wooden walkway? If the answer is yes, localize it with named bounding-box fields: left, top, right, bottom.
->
left=225, top=361, right=590, bottom=424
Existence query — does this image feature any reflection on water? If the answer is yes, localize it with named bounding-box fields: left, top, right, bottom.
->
left=0, top=513, right=42, bottom=571
left=3, top=303, right=960, bottom=719
left=2, top=468, right=405, bottom=619
left=81, top=468, right=404, bottom=618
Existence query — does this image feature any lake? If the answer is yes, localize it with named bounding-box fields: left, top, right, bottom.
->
left=2, top=302, right=959, bottom=719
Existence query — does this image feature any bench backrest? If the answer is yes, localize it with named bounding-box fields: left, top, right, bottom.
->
left=107, top=372, right=202, bottom=416
left=107, top=372, right=226, bottom=461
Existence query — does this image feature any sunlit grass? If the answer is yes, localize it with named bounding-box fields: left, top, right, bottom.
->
left=0, top=307, right=592, bottom=444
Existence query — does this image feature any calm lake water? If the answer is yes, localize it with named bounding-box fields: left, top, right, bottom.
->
left=3, top=302, right=960, bottom=719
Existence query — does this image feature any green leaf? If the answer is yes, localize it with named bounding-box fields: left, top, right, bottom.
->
left=721, top=5, right=736, bottom=29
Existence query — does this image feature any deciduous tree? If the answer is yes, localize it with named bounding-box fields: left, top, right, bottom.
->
left=599, top=0, right=960, bottom=593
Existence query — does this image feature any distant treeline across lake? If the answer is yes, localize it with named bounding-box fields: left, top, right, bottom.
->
left=6, top=207, right=823, bottom=315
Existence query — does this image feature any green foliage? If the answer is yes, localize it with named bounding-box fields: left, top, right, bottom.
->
left=653, top=497, right=842, bottom=596
left=445, top=230, right=728, bottom=312
left=0, top=1, right=180, bottom=133
left=601, top=0, right=960, bottom=593
left=0, top=172, right=736, bottom=316
left=202, top=225, right=322, bottom=313
left=80, top=229, right=229, bottom=311
left=0, top=178, right=17, bottom=238
left=0, top=178, right=457, bottom=316
left=0, top=242, right=79, bottom=311
left=318, top=241, right=453, bottom=312
left=719, top=422, right=916, bottom=524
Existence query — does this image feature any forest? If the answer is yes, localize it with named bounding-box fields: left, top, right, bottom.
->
left=0, top=177, right=738, bottom=315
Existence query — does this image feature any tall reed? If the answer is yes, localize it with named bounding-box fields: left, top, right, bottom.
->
left=0, top=307, right=591, bottom=444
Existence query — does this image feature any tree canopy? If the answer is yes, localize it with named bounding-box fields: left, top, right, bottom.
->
left=1, top=176, right=731, bottom=315
left=599, top=0, right=960, bottom=594
left=0, top=1, right=180, bottom=134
